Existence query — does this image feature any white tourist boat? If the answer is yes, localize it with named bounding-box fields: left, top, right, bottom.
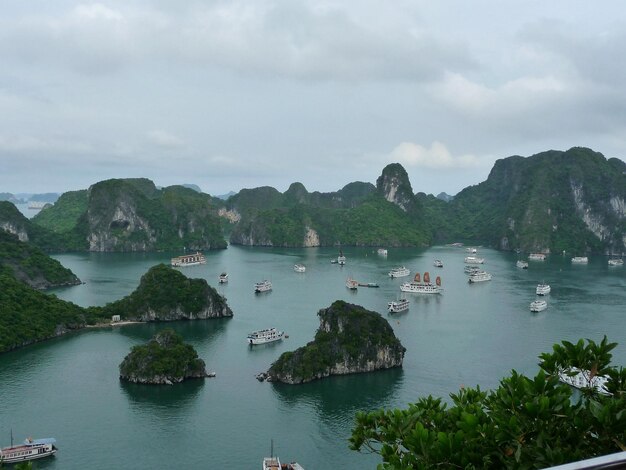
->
left=0, top=437, right=57, bottom=464
left=388, top=266, right=410, bottom=278
left=529, top=253, right=546, bottom=261
left=529, top=299, right=547, bottom=312
left=558, top=367, right=610, bottom=395
left=377, top=248, right=388, bottom=256
left=464, top=265, right=480, bottom=274
left=464, top=256, right=485, bottom=264
left=608, top=258, right=624, bottom=266
left=516, top=260, right=528, bottom=269
left=433, top=259, right=443, bottom=268
left=466, top=247, right=478, bottom=253
left=337, top=251, right=346, bottom=266
left=345, top=277, right=358, bottom=290
left=400, top=272, right=442, bottom=294
left=571, top=256, right=588, bottom=264
left=468, top=270, right=491, bottom=283
left=293, top=264, right=306, bottom=273
left=247, top=327, right=284, bottom=345
left=388, top=298, right=410, bottom=313
left=254, top=280, right=272, bottom=293
left=536, top=283, right=551, bottom=295
left=218, top=272, right=228, bottom=284
left=170, top=251, right=206, bottom=267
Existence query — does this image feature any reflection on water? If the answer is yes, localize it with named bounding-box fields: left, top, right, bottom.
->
left=115, top=318, right=230, bottom=344
left=120, top=378, right=205, bottom=409
left=272, top=367, right=404, bottom=424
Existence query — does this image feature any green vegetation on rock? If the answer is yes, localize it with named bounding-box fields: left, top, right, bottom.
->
left=100, top=264, right=232, bottom=321
left=29, top=178, right=227, bottom=252
left=0, top=230, right=80, bottom=289
left=268, top=301, right=405, bottom=384
left=0, top=262, right=232, bottom=354
left=119, top=329, right=209, bottom=384
left=0, top=265, right=94, bottom=352
left=350, top=336, right=626, bottom=469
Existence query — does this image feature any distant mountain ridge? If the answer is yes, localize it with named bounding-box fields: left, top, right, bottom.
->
left=1, top=146, right=624, bottom=254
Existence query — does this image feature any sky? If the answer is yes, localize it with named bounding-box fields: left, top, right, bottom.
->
left=1, top=1, right=626, bottom=197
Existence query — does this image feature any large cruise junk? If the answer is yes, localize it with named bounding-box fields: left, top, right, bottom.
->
left=170, top=252, right=206, bottom=267
left=571, top=256, right=589, bottom=264
left=247, top=328, right=284, bottom=345
left=400, top=272, right=442, bottom=294
left=528, top=253, right=546, bottom=261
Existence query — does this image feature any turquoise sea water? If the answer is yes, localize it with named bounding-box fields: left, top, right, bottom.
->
left=1, top=246, right=625, bottom=469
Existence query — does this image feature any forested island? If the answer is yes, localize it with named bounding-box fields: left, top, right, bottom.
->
left=119, top=329, right=211, bottom=385
left=267, top=301, right=405, bottom=384
left=0, top=263, right=232, bottom=353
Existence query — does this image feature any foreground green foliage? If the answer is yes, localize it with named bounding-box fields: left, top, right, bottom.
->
left=350, top=337, right=626, bottom=469
left=119, top=329, right=207, bottom=383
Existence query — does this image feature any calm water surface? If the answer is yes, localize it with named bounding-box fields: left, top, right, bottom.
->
left=1, top=246, right=625, bottom=469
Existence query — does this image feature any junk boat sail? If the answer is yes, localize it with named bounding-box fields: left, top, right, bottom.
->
left=170, top=252, right=206, bottom=267
left=400, top=272, right=442, bottom=294
left=247, top=328, right=284, bottom=345
left=0, top=436, right=57, bottom=464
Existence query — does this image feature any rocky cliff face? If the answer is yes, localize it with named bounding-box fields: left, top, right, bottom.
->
left=31, top=178, right=227, bottom=252
left=0, top=202, right=30, bottom=242
left=376, top=163, right=416, bottom=212
left=447, top=147, right=626, bottom=254
left=267, top=301, right=405, bottom=384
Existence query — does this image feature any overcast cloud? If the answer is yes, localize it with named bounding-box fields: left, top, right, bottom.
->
left=1, top=1, right=625, bottom=197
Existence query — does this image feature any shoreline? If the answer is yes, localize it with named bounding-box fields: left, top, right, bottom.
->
left=86, top=320, right=146, bottom=329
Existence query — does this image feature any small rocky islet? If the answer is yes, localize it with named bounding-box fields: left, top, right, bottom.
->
left=119, top=329, right=211, bottom=385
left=265, top=300, right=406, bottom=385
